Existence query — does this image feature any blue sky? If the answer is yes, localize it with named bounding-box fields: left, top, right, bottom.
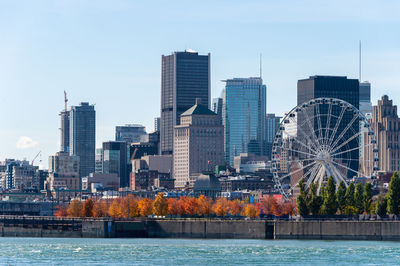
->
left=1, top=0, right=400, bottom=168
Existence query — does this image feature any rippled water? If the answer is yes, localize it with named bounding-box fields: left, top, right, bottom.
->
left=0, top=238, right=399, bottom=265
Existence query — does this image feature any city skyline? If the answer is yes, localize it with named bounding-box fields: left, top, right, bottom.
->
left=1, top=1, right=400, bottom=167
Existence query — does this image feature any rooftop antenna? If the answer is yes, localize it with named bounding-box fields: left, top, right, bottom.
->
left=359, top=40, right=362, bottom=82
left=259, top=53, right=262, bottom=79
left=64, top=90, right=68, bottom=111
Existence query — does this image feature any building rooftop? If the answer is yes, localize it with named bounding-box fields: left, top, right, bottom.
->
left=181, top=103, right=216, bottom=116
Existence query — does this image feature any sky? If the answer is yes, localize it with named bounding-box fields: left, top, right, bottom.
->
left=1, top=0, right=400, bottom=168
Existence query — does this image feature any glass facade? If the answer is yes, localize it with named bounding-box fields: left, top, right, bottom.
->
left=223, top=78, right=266, bottom=165
left=160, top=50, right=210, bottom=155
left=115, top=124, right=146, bottom=144
left=102, top=141, right=129, bottom=188
left=212, top=97, right=223, bottom=125
left=265, top=113, right=282, bottom=159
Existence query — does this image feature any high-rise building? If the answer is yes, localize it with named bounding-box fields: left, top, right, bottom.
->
left=265, top=114, right=282, bottom=158
left=297, top=75, right=359, bottom=178
left=222, top=77, right=266, bottom=165
left=160, top=50, right=210, bottom=155
left=115, top=124, right=146, bottom=144
left=359, top=81, right=372, bottom=116
left=173, top=99, right=224, bottom=188
left=212, top=97, right=223, bottom=125
left=154, top=117, right=160, bottom=132
left=60, top=110, right=70, bottom=153
left=102, top=141, right=129, bottom=188
left=364, top=95, right=400, bottom=174
left=70, top=102, right=96, bottom=178
left=95, top=148, right=103, bottom=173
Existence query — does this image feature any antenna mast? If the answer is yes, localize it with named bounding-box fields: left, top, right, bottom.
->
left=64, top=90, right=68, bottom=111
left=359, top=40, right=362, bottom=82
left=259, top=53, right=262, bottom=79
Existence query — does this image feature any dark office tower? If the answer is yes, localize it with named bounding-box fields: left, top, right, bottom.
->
left=265, top=113, right=282, bottom=159
left=297, top=75, right=359, bottom=179
left=60, top=110, right=70, bottom=153
left=70, top=102, right=96, bottom=178
left=102, top=141, right=128, bottom=188
left=359, top=81, right=372, bottom=116
left=160, top=49, right=210, bottom=155
left=212, top=97, right=223, bottom=125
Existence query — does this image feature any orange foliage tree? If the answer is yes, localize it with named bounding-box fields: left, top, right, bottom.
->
left=82, top=198, right=94, bottom=217
left=228, top=200, right=242, bottom=216
left=109, top=198, right=122, bottom=218
left=260, top=196, right=276, bottom=215
left=243, top=204, right=259, bottom=218
left=93, top=200, right=109, bottom=217
left=138, top=198, right=153, bottom=217
left=121, top=195, right=139, bottom=218
left=153, top=193, right=168, bottom=216
left=183, top=197, right=199, bottom=216
left=167, top=198, right=185, bottom=216
left=54, top=205, right=68, bottom=217
left=213, top=198, right=230, bottom=217
left=67, top=198, right=83, bottom=217
left=197, top=195, right=213, bottom=216
left=282, top=198, right=296, bottom=216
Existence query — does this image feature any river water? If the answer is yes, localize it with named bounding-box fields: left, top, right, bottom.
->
left=0, top=238, right=399, bottom=265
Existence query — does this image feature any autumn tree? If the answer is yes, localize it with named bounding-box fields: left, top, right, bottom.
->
left=138, top=198, right=153, bottom=217
left=197, top=195, right=213, bottom=216
left=121, top=195, right=139, bottom=218
left=228, top=200, right=242, bottom=216
left=354, top=183, right=364, bottom=214
left=183, top=197, right=199, bottom=216
left=213, top=198, right=229, bottom=217
left=54, top=205, right=68, bottom=217
left=109, top=198, right=122, bottom=218
left=336, top=181, right=347, bottom=214
left=243, top=204, right=259, bottom=218
left=67, top=198, right=83, bottom=217
left=282, top=198, right=296, bottom=216
left=93, top=200, right=109, bottom=218
left=387, top=172, right=400, bottom=214
left=363, top=183, right=373, bottom=214
left=153, top=193, right=168, bottom=216
left=260, top=196, right=275, bottom=215
left=270, top=197, right=283, bottom=216
left=82, top=198, right=94, bottom=217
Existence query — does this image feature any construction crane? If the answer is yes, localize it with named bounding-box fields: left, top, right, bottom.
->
left=32, top=151, right=42, bottom=165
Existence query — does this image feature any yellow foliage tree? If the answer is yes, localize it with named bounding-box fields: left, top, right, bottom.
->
left=67, top=198, right=83, bottom=217
left=197, top=195, right=213, bottom=216
left=213, top=198, right=229, bottom=217
left=93, top=200, right=108, bottom=217
left=108, top=198, right=122, bottom=218
left=243, top=204, right=259, bottom=218
left=138, top=198, right=153, bottom=217
left=121, top=195, right=139, bottom=218
left=153, top=193, right=168, bottom=216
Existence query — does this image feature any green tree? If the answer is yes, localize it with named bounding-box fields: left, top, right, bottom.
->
left=345, top=182, right=356, bottom=208
left=387, top=172, right=400, bottom=214
left=297, top=179, right=308, bottom=216
left=307, top=183, right=323, bottom=215
left=376, top=195, right=387, bottom=217
left=354, top=183, right=364, bottom=214
left=322, top=176, right=337, bottom=215
left=363, top=183, right=373, bottom=214
left=336, top=181, right=347, bottom=214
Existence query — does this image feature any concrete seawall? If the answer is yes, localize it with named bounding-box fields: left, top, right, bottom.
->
left=2, top=216, right=400, bottom=240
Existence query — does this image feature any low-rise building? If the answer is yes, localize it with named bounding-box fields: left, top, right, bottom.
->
left=81, top=173, right=119, bottom=191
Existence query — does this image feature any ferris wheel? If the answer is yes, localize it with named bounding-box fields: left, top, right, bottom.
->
left=271, top=98, right=379, bottom=199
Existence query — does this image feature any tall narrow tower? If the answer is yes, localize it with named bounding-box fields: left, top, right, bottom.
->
left=60, top=91, right=70, bottom=153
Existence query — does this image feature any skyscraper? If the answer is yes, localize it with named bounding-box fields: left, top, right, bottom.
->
left=60, top=110, right=70, bottom=153
left=359, top=81, right=372, bottom=116
left=297, top=75, right=359, bottom=178
left=160, top=50, right=210, bottom=155
left=154, top=117, right=160, bottom=132
left=70, top=102, right=96, bottom=178
left=102, top=141, right=129, bottom=188
left=265, top=113, right=282, bottom=158
left=212, top=97, right=223, bottom=125
left=223, top=77, right=266, bottom=165
left=115, top=124, right=146, bottom=144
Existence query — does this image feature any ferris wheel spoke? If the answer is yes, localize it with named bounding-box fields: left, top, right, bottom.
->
left=326, top=162, right=349, bottom=185
left=315, top=103, right=324, bottom=141
left=303, top=107, right=323, bottom=148
left=327, top=105, right=346, bottom=147
left=278, top=161, right=317, bottom=181
left=331, top=143, right=372, bottom=157
left=280, top=147, right=317, bottom=158
left=305, top=163, right=321, bottom=188
left=324, top=102, right=333, bottom=146
left=329, top=130, right=362, bottom=154
left=329, top=159, right=360, bottom=176
left=283, top=130, right=319, bottom=155
left=330, top=112, right=360, bottom=151
left=333, top=157, right=373, bottom=163
left=287, top=116, right=320, bottom=152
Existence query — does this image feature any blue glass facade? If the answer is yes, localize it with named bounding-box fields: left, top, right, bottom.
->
left=223, top=78, right=266, bottom=165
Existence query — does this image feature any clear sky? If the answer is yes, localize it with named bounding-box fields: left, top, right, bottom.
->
left=1, top=0, right=400, bottom=168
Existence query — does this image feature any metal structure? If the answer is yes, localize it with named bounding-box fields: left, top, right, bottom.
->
left=272, top=98, right=379, bottom=199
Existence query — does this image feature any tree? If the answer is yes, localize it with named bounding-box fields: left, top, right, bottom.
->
left=376, top=195, right=387, bottom=217
left=197, top=195, right=213, bottom=216
left=354, top=183, right=364, bottom=214
left=93, top=200, right=108, bottom=217
left=282, top=198, right=296, bottom=216
left=228, top=200, right=242, bottom=216
left=243, top=204, right=259, bottom=218
left=67, top=198, right=83, bottom=217
left=138, top=198, right=153, bottom=217
left=297, top=178, right=308, bottom=216
left=336, top=181, right=347, bottom=214
left=108, top=198, right=122, bottom=218
left=363, top=183, right=373, bottom=214
left=213, top=198, right=229, bottom=217
left=345, top=182, right=356, bottom=208
left=322, top=176, right=337, bottom=215
left=308, top=183, right=323, bottom=215
left=387, top=172, right=400, bottom=214
left=120, top=195, right=138, bottom=218
left=82, top=198, right=94, bottom=217
left=54, top=205, right=68, bottom=217
left=153, top=193, right=168, bottom=216
left=260, top=196, right=275, bottom=215
left=183, top=197, right=199, bottom=216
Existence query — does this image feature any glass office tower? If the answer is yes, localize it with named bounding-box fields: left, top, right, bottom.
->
left=223, top=77, right=266, bottom=165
